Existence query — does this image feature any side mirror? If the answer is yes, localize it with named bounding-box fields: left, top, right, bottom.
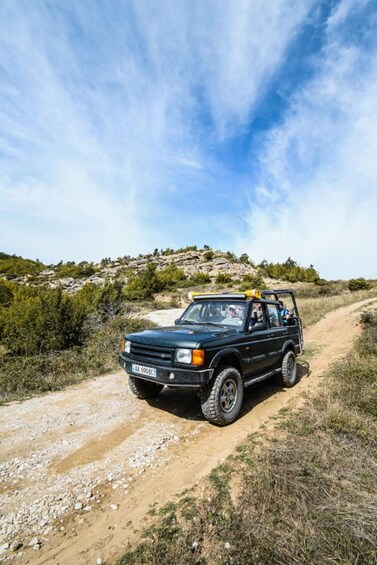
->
left=174, top=319, right=180, bottom=325
left=250, top=321, right=267, bottom=331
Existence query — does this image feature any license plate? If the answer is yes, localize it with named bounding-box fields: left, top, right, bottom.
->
left=131, top=364, right=157, bottom=378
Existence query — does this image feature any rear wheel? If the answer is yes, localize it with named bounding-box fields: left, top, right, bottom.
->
left=200, top=366, right=243, bottom=426
left=280, top=350, right=298, bottom=387
left=128, top=376, right=163, bottom=399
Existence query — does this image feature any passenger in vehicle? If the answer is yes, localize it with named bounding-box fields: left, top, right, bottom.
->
left=208, top=303, right=224, bottom=322
left=279, top=302, right=292, bottom=325
left=252, top=302, right=264, bottom=322
left=227, top=305, right=244, bottom=325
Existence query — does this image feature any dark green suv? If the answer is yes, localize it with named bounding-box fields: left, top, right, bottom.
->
left=119, top=289, right=304, bottom=426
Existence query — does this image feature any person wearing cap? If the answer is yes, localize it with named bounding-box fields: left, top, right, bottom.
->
left=227, top=305, right=244, bottom=325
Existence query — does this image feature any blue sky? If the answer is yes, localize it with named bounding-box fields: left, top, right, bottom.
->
left=1, top=0, right=377, bottom=279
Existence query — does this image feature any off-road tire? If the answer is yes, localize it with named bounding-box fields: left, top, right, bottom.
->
left=199, top=366, right=243, bottom=426
left=128, top=376, right=163, bottom=399
left=279, top=350, right=298, bottom=387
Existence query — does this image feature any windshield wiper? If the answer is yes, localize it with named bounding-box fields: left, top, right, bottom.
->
left=180, top=320, right=197, bottom=325
left=199, top=321, right=224, bottom=327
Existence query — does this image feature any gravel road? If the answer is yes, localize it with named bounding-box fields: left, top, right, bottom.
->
left=0, top=298, right=376, bottom=564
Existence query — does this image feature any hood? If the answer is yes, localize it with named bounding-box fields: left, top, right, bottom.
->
left=125, top=324, right=240, bottom=349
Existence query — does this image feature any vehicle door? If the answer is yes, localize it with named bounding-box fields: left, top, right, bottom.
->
left=265, top=302, right=287, bottom=368
left=243, top=301, right=272, bottom=374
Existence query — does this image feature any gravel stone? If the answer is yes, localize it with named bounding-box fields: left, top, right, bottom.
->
left=10, top=540, right=22, bottom=552
left=0, top=373, right=183, bottom=552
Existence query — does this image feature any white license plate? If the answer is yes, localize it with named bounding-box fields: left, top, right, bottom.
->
left=131, top=364, right=157, bottom=378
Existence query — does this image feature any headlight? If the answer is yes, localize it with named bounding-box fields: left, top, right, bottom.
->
left=174, top=348, right=205, bottom=366
left=124, top=340, right=131, bottom=354
left=175, top=348, right=192, bottom=364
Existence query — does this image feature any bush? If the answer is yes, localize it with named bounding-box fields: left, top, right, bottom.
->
left=188, top=272, right=211, bottom=285
left=157, top=265, right=187, bottom=289
left=204, top=251, right=214, bottom=261
left=0, top=253, right=45, bottom=277
left=123, top=263, right=164, bottom=300
left=239, top=272, right=265, bottom=290
left=348, top=278, right=371, bottom=292
left=258, top=258, right=320, bottom=283
left=215, top=273, right=233, bottom=284
left=55, top=261, right=96, bottom=279
left=0, top=315, right=154, bottom=401
left=1, top=288, right=87, bottom=355
left=0, top=281, right=14, bottom=306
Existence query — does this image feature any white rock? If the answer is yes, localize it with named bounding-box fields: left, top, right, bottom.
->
left=224, top=542, right=231, bottom=550
left=0, top=543, right=10, bottom=551
left=10, top=541, right=22, bottom=552
left=74, top=502, right=83, bottom=510
left=84, top=506, right=92, bottom=512
left=28, top=538, right=40, bottom=547
left=109, top=504, right=118, bottom=511
left=96, top=559, right=103, bottom=565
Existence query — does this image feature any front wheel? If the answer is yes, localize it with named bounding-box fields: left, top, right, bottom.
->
left=200, top=366, right=243, bottom=426
left=128, top=376, right=163, bottom=399
left=280, top=350, right=298, bottom=387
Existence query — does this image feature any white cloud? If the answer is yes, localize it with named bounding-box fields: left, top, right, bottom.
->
left=239, top=0, right=377, bottom=279
left=0, top=0, right=312, bottom=262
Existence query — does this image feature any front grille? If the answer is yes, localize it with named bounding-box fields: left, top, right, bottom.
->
left=130, top=343, right=174, bottom=366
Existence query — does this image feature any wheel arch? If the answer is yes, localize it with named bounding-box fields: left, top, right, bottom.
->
left=281, top=339, right=296, bottom=360
left=209, top=348, right=243, bottom=375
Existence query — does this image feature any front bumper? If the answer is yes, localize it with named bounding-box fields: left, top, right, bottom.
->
left=119, top=354, right=214, bottom=387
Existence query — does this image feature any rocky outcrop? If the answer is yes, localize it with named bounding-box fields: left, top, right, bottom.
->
left=9, top=250, right=257, bottom=293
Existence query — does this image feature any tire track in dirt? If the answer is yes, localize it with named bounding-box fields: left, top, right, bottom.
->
left=1, top=297, right=376, bottom=565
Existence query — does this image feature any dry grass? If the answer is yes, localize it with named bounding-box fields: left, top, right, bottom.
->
left=298, top=288, right=377, bottom=327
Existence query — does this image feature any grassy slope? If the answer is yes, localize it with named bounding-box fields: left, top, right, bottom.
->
left=118, top=309, right=377, bottom=565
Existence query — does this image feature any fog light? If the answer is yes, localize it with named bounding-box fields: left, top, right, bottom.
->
left=169, top=372, right=175, bottom=380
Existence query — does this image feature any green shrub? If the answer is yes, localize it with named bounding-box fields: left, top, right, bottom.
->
left=123, top=263, right=164, bottom=300
left=215, top=272, right=233, bottom=284
left=0, top=253, right=45, bottom=277
left=258, top=258, right=320, bottom=283
left=204, top=251, right=214, bottom=261
left=225, top=251, right=237, bottom=262
left=239, top=271, right=265, bottom=290
left=0, top=315, right=154, bottom=401
left=55, top=261, right=96, bottom=279
left=0, top=281, right=14, bottom=306
left=96, top=281, right=124, bottom=320
left=157, top=265, right=187, bottom=289
left=188, top=272, right=211, bottom=285
left=348, top=278, right=371, bottom=292
left=1, top=287, right=87, bottom=355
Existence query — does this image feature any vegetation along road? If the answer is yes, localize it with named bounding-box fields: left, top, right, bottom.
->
left=0, top=297, right=376, bottom=564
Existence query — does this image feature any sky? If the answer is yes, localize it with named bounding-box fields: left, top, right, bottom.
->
left=1, top=0, right=377, bottom=280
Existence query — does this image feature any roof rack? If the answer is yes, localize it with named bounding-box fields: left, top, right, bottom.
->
left=188, top=289, right=262, bottom=301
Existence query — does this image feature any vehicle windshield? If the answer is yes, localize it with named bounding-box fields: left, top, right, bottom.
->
left=180, top=300, right=247, bottom=328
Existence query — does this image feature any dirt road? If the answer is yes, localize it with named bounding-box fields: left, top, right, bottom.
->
left=1, top=298, right=376, bottom=564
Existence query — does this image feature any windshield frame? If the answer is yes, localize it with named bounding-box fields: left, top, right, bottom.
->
left=178, top=299, right=251, bottom=330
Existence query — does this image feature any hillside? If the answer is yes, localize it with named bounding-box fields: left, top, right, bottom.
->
left=0, top=247, right=322, bottom=296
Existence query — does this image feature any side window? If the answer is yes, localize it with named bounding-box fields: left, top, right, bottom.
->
left=248, top=302, right=265, bottom=329
left=266, top=304, right=283, bottom=328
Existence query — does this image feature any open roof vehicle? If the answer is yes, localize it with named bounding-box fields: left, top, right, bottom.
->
left=119, top=289, right=304, bottom=426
